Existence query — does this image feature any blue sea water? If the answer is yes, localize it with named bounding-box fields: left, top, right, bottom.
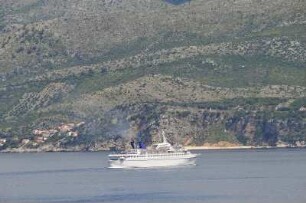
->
left=164, top=0, right=191, bottom=5
left=0, top=148, right=306, bottom=203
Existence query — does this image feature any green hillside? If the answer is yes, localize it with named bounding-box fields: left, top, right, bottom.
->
left=0, top=0, right=305, bottom=151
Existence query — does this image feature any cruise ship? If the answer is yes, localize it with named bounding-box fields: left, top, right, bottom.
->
left=108, top=131, right=197, bottom=168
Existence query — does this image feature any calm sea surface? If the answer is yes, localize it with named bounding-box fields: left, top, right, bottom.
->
left=0, top=148, right=306, bottom=203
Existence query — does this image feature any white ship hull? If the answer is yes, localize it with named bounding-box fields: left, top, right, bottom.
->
left=109, top=153, right=197, bottom=168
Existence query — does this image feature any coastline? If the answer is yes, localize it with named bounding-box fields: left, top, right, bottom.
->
left=184, top=145, right=306, bottom=150
left=0, top=148, right=85, bottom=153
left=0, top=146, right=108, bottom=153
left=1, top=145, right=305, bottom=153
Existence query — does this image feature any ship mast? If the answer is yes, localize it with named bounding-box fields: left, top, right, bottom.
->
left=162, top=130, right=167, bottom=143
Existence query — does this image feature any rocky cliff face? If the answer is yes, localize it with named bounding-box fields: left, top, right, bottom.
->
left=0, top=0, right=305, bottom=151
